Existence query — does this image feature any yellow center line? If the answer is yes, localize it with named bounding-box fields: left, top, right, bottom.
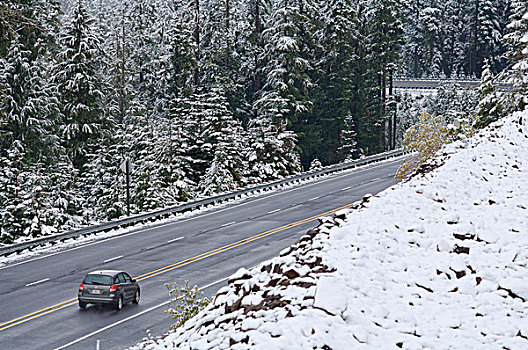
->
left=0, top=301, right=78, bottom=331
left=0, top=202, right=355, bottom=332
left=0, top=298, right=77, bottom=328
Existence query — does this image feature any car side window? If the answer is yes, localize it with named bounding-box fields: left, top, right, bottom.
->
left=123, top=273, right=132, bottom=283
left=114, top=276, right=120, bottom=284
left=117, top=274, right=126, bottom=284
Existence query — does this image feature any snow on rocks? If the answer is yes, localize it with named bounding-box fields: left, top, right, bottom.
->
left=131, top=112, right=528, bottom=349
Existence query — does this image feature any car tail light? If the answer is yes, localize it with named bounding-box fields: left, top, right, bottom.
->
left=109, top=284, right=117, bottom=292
left=79, top=283, right=83, bottom=291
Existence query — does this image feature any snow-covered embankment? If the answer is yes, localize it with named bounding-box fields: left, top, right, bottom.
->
left=134, top=112, right=528, bottom=349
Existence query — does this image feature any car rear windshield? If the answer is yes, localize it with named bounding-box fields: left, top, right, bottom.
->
left=84, top=274, right=113, bottom=285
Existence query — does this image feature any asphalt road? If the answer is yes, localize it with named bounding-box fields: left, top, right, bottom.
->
left=0, top=157, right=403, bottom=350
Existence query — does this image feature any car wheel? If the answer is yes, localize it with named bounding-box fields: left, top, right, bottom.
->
left=133, top=290, right=140, bottom=304
left=79, top=301, right=87, bottom=309
left=115, top=296, right=123, bottom=311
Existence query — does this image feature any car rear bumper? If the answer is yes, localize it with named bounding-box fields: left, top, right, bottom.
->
left=78, top=296, right=117, bottom=305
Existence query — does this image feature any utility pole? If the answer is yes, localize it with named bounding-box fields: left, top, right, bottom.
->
left=120, top=158, right=133, bottom=216
left=126, top=159, right=130, bottom=216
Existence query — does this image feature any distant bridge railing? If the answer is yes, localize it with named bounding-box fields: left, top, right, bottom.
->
left=393, top=77, right=512, bottom=90
left=0, top=149, right=405, bottom=256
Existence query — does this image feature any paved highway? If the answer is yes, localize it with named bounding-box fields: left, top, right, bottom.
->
left=0, top=157, right=403, bottom=350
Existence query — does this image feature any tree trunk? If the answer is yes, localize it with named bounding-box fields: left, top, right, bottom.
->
left=387, top=70, right=393, bottom=150
left=380, top=70, right=386, bottom=151
left=471, top=0, right=479, bottom=76
left=254, top=0, right=261, bottom=97
left=193, top=0, right=200, bottom=89
left=225, top=0, right=230, bottom=69
left=390, top=70, right=396, bottom=149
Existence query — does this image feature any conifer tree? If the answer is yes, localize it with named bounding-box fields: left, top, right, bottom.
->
left=338, top=114, right=358, bottom=161
left=313, top=0, right=357, bottom=164
left=478, top=0, right=502, bottom=65
left=0, top=42, right=58, bottom=162
left=477, top=59, right=502, bottom=127
left=246, top=115, right=300, bottom=182
left=502, top=0, right=528, bottom=113
left=421, top=4, right=444, bottom=77
left=255, top=0, right=314, bottom=127
left=196, top=87, right=245, bottom=195
left=52, top=1, right=110, bottom=168
left=364, top=0, right=403, bottom=151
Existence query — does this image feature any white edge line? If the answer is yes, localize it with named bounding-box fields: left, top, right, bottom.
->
left=103, top=256, right=123, bottom=264
left=221, top=222, right=236, bottom=227
left=267, top=208, right=281, bottom=214
left=167, top=237, right=184, bottom=243
left=54, top=276, right=229, bottom=350
left=25, top=278, right=50, bottom=287
left=1, top=157, right=403, bottom=271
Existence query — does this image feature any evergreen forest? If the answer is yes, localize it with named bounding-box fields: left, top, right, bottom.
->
left=1, top=0, right=527, bottom=243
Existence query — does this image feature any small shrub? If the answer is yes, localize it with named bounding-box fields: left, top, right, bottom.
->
left=396, top=112, right=477, bottom=179
left=309, top=158, right=323, bottom=170
left=164, top=281, right=211, bottom=330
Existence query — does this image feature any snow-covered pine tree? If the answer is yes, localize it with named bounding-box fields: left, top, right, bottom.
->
left=441, top=0, right=469, bottom=77
left=501, top=0, right=528, bottom=114
left=364, top=0, right=403, bottom=151
left=48, top=156, right=83, bottom=229
left=133, top=1, right=199, bottom=208
left=123, top=101, right=165, bottom=212
left=200, top=0, right=235, bottom=86
left=0, top=42, right=59, bottom=162
left=96, top=0, right=131, bottom=125
left=197, top=87, right=245, bottom=196
left=477, top=59, right=502, bottom=127
left=352, top=0, right=377, bottom=156
left=246, top=115, right=300, bottom=183
left=255, top=0, right=314, bottom=127
left=312, top=0, right=357, bottom=164
left=164, top=0, right=197, bottom=98
left=126, top=0, right=198, bottom=211
left=308, top=158, right=322, bottom=170
left=52, top=1, right=110, bottom=168
left=395, top=91, right=424, bottom=147
left=0, top=0, right=61, bottom=58
left=399, top=1, right=417, bottom=76
left=418, top=4, right=443, bottom=77
left=0, top=142, right=26, bottom=242
left=477, top=0, right=503, bottom=67
left=234, top=0, right=271, bottom=123
left=423, top=83, right=478, bottom=122
left=338, top=114, right=358, bottom=161
left=0, top=142, right=54, bottom=242
left=81, top=140, right=125, bottom=221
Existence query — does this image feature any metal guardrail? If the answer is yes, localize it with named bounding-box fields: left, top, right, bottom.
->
left=394, top=77, right=480, bottom=82
left=393, top=77, right=512, bottom=91
left=0, top=149, right=404, bottom=256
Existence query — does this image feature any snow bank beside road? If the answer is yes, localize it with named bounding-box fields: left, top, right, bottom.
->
left=133, top=112, right=528, bottom=349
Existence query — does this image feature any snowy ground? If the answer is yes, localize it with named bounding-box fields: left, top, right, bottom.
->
left=132, top=111, right=528, bottom=350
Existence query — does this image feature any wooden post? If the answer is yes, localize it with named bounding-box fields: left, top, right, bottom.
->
left=126, top=159, right=130, bottom=216
left=389, top=70, right=395, bottom=150
left=193, top=0, right=200, bottom=89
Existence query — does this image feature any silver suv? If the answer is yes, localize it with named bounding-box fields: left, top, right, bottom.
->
left=78, top=270, right=140, bottom=310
